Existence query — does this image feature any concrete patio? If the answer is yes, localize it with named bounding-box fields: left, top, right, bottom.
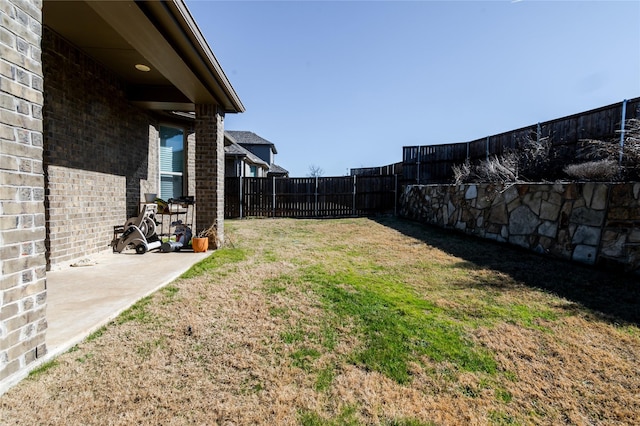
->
left=45, top=248, right=211, bottom=359
left=2, top=246, right=212, bottom=395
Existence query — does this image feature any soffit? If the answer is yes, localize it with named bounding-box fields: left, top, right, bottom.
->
left=42, top=0, right=244, bottom=113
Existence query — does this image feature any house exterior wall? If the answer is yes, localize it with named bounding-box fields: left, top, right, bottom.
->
left=243, top=144, right=273, bottom=165
left=225, top=158, right=239, bottom=177
left=242, top=162, right=264, bottom=177
left=1, top=0, right=230, bottom=393
left=224, top=157, right=267, bottom=178
left=42, top=28, right=160, bottom=269
left=0, top=0, right=47, bottom=385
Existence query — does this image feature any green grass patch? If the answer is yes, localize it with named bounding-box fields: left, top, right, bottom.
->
left=495, top=387, right=513, bottom=403
left=486, top=302, right=557, bottom=329
left=448, top=298, right=558, bottom=330
left=383, top=419, right=436, bottom=426
left=75, top=353, right=94, bottom=363
left=116, top=296, right=154, bottom=325
left=262, top=249, right=278, bottom=262
left=301, top=264, right=497, bottom=384
left=315, top=365, right=335, bottom=391
left=268, top=306, right=290, bottom=318
left=281, top=326, right=306, bottom=344
left=264, top=277, right=288, bottom=295
left=488, top=410, right=518, bottom=425
left=28, top=359, right=59, bottom=379
left=300, top=407, right=434, bottom=426
left=299, top=406, right=360, bottom=426
left=162, top=285, right=179, bottom=299
left=319, top=322, right=338, bottom=351
left=86, top=326, right=107, bottom=342
left=180, top=248, right=247, bottom=278
left=291, top=347, right=322, bottom=371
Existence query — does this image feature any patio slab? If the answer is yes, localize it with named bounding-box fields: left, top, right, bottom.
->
left=44, top=248, right=211, bottom=359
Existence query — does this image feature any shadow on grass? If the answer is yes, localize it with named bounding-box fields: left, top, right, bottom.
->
left=374, top=216, right=640, bottom=326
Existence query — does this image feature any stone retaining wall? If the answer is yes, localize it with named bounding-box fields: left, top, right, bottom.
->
left=400, top=182, right=640, bottom=272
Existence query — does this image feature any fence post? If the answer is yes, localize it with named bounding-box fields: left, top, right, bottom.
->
left=619, top=99, right=628, bottom=167
left=352, top=174, right=357, bottom=216
left=537, top=122, right=541, bottom=143
left=394, top=174, right=398, bottom=216
left=466, top=142, right=470, bottom=162
left=272, top=176, right=276, bottom=217
left=486, top=137, right=489, bottom=160
left=239, top=176, right=243, bottom=219
left=314, top=176, right=318, bottom=217
left=416, top=147, right=421, bottom=184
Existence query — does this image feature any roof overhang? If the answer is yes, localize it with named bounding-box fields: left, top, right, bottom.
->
left=43, top=0, right=245, bottom=114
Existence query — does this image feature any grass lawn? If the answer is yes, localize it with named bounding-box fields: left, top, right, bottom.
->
left=1, top=217, right=639, bottom=425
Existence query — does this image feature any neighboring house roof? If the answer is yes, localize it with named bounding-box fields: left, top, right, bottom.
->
left=268, top=164, right=289, bottom=176
left=43, top=0, right=244, bottom=113
left=224, top=142, right=269, bottom=168
left=225, top=131, right=278, bottom=154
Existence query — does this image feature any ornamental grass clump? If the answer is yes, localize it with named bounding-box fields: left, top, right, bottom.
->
left=564, top=118, right=640, bottom=181
left=196, top=220, right=220, bottom=248
left=453, top=136, right=554, bottom=184
left=563, top=159, right=619, bottom=181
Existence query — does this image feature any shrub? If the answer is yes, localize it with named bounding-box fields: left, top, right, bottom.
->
left=452, top=160, right=471, bottom=184
left=452, top=119, right=640, bottom=183
left=453, top=136, right=553, bottom=184
left=475, top=154, right=519, bottom=183
left=563, top=159, right=620, bottom=181
left=564, top=119, right=640, bottom=181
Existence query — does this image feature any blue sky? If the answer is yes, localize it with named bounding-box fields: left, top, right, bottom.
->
left=186, top=0, right=640, bottom=177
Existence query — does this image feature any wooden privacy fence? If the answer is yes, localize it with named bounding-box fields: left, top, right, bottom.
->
left=225, top=175, right=398, bottom=219
left=350, top=162, right=403, bottom=177
left=403, top=97, right=640, bottom=183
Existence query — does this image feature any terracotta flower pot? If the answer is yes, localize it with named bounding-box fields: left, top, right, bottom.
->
left=191, top=237, right=209, bottom=252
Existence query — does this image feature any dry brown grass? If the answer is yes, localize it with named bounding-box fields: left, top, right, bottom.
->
left=1, top=217, right=639, bottom=425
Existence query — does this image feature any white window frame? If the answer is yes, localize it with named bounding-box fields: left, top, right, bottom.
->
left=158, top=124, right=185, bottom=200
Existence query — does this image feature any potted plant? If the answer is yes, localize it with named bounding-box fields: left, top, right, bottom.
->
left=192, top=221, right=218, bottom=252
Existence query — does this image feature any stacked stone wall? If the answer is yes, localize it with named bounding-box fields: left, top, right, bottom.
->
left=0, top=0, right=47, bottom=384
left=400, top=182, right=640, bottom=272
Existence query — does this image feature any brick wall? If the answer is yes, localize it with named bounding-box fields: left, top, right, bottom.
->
left=46, top=166, right=126, bottom=267
left=195, top=104, right=225, bottom=246
left=42, top=28, right=157, bottom=268
left=0, top=0, right=47, bottom=384
left=141, top=124, right=159, bottom=201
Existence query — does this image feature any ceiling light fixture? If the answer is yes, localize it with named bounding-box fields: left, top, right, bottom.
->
left=135, top=64, right=151, bottom=72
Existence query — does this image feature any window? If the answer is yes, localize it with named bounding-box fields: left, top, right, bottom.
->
left=159, top=125, right=184, bottom=200
left=249, top=165, right=257, bottom=177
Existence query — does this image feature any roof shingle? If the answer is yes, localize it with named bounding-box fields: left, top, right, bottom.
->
left=225, top=130, right=278, bottom=154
